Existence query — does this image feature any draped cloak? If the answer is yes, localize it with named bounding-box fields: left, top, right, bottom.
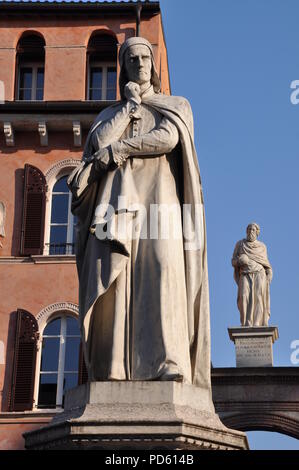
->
left=232, top=239, right=272, bottom=326
left=68, top=93, right=212, bottom=396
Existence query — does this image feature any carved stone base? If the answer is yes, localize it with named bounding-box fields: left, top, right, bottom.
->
left=24, top=381, right=248, bottom=450
left=228, top=326, right=279, bottom=367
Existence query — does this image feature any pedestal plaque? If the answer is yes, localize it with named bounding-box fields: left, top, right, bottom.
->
left=228, top=326, right=279, bottom=367
left=24, top=381, right=248, bottom=450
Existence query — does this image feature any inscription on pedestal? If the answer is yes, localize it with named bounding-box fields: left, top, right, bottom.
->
left=228, top=327, right=278, bottom=368
left=235, top=336, right=273, bottom=367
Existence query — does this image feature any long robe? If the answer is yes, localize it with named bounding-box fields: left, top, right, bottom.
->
left=68, top=90, right=212, bottom=397
left=232, top=239, right=272, bottom=326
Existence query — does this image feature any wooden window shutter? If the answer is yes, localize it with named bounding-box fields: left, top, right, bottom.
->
left=78, top=342, right=88, bottom=385
left=21, top=164, right=47, bottom=255
left=10, top=309, right=39, bottom=411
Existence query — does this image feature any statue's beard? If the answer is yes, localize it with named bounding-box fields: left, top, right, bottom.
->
left=247, top=234, right=257, bottom=242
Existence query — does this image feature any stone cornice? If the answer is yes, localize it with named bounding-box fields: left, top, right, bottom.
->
left=0, top=101, right=114, bottom=114
left=0, top=1, right=160, bottom=16
left=212, top=367, right=299, bottom=385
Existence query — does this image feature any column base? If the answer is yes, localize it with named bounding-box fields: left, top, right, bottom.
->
left=24, top=381, right=248, bottom=450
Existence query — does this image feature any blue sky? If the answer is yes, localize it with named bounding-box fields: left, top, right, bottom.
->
left=4, top=0, right=299, bottom=451
left=159, top=0, right=299, bottom=450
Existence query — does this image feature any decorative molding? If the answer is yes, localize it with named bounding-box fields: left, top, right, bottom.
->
left=4, top=122, right=14, bottom=146
left=0, top=257, right=32, bottom=264
left=45, top=158, right=81, bottom=185
left=36, top=302, right=79, bottom=325
left=212, top=374, right=299, bottom=386
left=215, top=401, right=299, bottom=413
left=31, top=254, right=76, bottom=264
left=38, top=121, right=48, bottom=146
left=73, top=121, right=82, bottom=147
left=24, top=435, right=237, bottom=451
left=0, top=256, right=75, bottom=264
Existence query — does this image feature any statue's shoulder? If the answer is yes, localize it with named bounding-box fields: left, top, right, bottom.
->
left=96, top=101, right=123, bottom=121
left=155, top=93, right=192, bottom=115
left=235, top=239, right=245, bottom=249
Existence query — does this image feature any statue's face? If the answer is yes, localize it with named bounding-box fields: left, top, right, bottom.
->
left=124, top=44, right=152, bottom=85
left=247, top=225, right=258, bottom=242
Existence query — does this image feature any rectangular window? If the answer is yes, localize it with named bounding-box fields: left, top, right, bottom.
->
left=18, top=64, right=44, bottom=101
left=89, top=67, right=103, bottom=100
left=107, top=67, right=117, bottom=100
left=19, top=67, right=33, bottom=100
left=88, top=63, right=116, bottom=100
left=47, top=176, right=76, bottom=255
left=38, top=317, right=81, bottom=408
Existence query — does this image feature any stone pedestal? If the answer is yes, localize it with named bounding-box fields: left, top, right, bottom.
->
left=24, top=381, right=248, bottom=450
left=228, top=326, right=279, bottom=367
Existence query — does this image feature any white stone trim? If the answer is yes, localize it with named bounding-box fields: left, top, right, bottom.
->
left=0, top=256, right=75, bottom=264
left=33, top=302, right=79, bottom=410
left=73, top=121, right=82, bottom=147
left=4, top=122, right=14, bottom=146
left=38, top=121, right=48, bottom=146
left=36, top=301, right=79, bottom=327
left=44, top=159, right=81, bottom=255
left=45, top=159, right=81, bottom=186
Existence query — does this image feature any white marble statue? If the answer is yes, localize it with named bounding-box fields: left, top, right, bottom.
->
left=232, top=223, right=273, bottom=327
left=68, top=37, right=211, bottom=391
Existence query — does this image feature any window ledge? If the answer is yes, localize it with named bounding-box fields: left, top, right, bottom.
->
left=32, top=254, right=76, bottom=264
left=0, top=255, right=76, bottom=264
left=0, top=408, right=63, bottom=424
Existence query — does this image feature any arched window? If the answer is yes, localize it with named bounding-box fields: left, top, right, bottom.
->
left=16, top=33, right=45, bottom=101
left=38, top=315, right=81, bottom=408
left=87, top=32, right=117, bottom=100
left=47, top=176, right=76, bottom=255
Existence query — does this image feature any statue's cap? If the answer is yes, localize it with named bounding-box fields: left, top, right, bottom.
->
left=119, top=36, right=154, bottom=67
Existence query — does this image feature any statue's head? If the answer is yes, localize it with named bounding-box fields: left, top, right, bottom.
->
left=246, top=222, right=260, bottom=242
left=119, top=36, right=160, bottom=99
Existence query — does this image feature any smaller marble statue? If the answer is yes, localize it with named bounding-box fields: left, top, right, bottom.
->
left=232, top=223, right=273, bottom=327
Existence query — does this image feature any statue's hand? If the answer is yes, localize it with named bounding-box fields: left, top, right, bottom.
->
left=124, top=81, right=141, bottom=105
left=93, top=147, right=113, bottom=171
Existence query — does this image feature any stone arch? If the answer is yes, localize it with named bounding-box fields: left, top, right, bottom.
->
left=44, top=159, right=81, bottom=254
left=36, top=301, right=79, bottom=332
left=15, top=29, right=46, bottom=50
left=45, top=158, right=81, bottom=189
left=33, top=302, right=79, bottom=408
left=86, top=28, right=118, bottom=48
left=222, top=413, right=299, bottom=440
left=15, top=31, right=46, bottom=101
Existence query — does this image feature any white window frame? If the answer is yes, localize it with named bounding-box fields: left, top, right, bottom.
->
left=44, top=173, right=76, bottom=256
left=17, top=62, right=44, bottom=101
left=38, top=315, right=81, bottom=408
left=87, top=61, right=116, bottom=100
